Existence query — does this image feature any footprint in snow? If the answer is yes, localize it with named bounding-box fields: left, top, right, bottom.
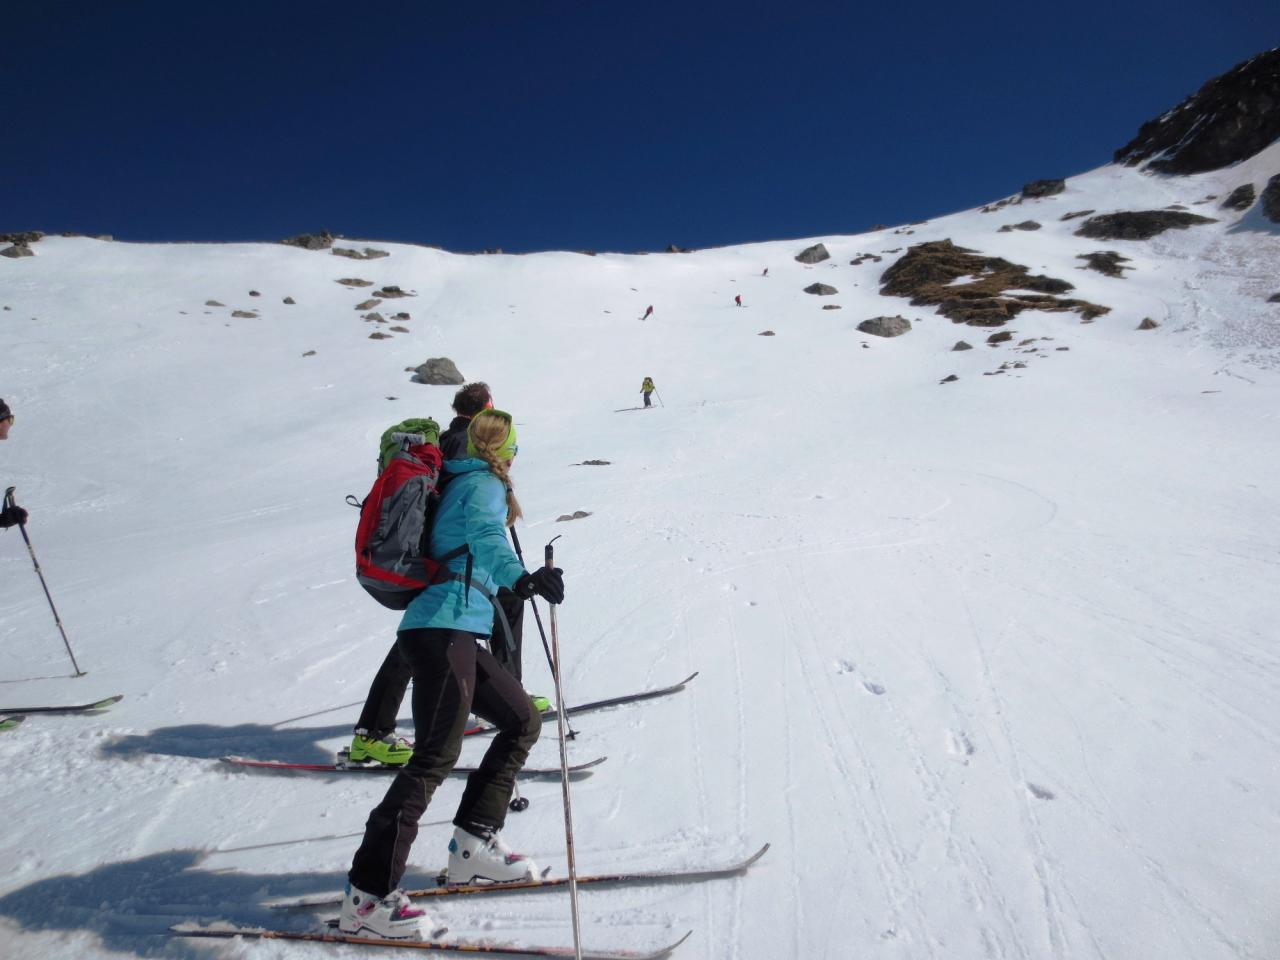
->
left=862, top=680, right=886, bottom=696
left=1026, top=782, right=1056, bottom=801
left=946, top=729, right=975, bottom=763
left=835, top=659, right=856, bottom=674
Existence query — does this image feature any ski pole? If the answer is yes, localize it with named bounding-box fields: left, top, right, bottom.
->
left=509, top=527, right=556, bottom=681
left=545, top=535, right=582, bottom=960
left=3, top=487, right=86, bottom=677
left=655, top=390, right=665, bottom=408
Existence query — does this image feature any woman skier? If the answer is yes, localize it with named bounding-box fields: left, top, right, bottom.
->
left=342, top=409, right=565, bottom=940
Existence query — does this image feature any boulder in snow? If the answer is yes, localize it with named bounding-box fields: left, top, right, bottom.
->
left=1262, top=174, right=1280, bottom=224
left=804, top=282, right=838, bottom=296
left=413, top=357, right=465, bottom=385
left=355, top=298, right=383, bottom=311
left=1138, top=318, right=1160, bottom=330
left=1077, top=251, right=1133, bottom=277
left=953, top=340, right=973, bottom=351
left=987, top=331, right=1014, bottom=345
left=1, top=243, right=34, bottom=258
left=998, top=220, right=1041, bottom=232
left=795, top=243, right=830, bottom=264
left=857, top=316, right=912, bottom=338
left=337, top=278, right=374, bottom=287
left=556, top=510, right=593, bottom=522
left=1220, top=184, right=1256, bottom=211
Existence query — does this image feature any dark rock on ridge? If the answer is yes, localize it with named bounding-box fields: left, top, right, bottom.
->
left=1115, top=48, right=1280, bottom=174
left=282, top=231, right=335, bottom=250
left=0, top=244, right=34, bottom=258
left=1074, top=211, right=1216, bottom=240
left=0, top=231, right=44, bottom=245
left=998, top=221, right=1041, bottom=232
left=1022, top=179, right=1065, bottom=198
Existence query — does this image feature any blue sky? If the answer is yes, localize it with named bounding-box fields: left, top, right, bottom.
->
left=4, top=2, right=1277, bottom=252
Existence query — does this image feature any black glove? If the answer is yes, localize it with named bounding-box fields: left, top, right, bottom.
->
left=513, top=567, right=565, bottom=604
left=0, top=504, right=27, bottom=529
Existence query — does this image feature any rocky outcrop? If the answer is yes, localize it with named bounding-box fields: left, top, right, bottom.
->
left=0, top=244, right=34, bottom=258
left=795, top=243, right=830, bottom=264
left=879, top=240, right=1107, bottom=327
left=998, top=221, right=1041, bottom=232
left=333, top=246, right=390, bottom=260
left=1263, top=174, right=1280, bottom=223
left=1074, top=211, right=1216, bottom=240
left=413, top=357, right=465, bottom=385
left=1022, top=179, right=1065, bottom=198
left=803, top=282, right=838, bottom=296
left=1220, top=184, right=1257, bottom=211
left=374, top=285, right=414, bottom=299
left=1115, top=48, right=1280, bottom=174
left=0, top=231, right=44, bottom=245
left=337, top=278, right=373, bottom=287
left=857, top=316, right=912, bottom=338
left=1077, top=251, right=1133, bottom=277
left=281, top=231, right=335, bottom=250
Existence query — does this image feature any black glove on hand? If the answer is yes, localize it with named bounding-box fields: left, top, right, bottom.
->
left=514, top=567, right=565, bottom=604
left=0, top=504, right=27, bottom=529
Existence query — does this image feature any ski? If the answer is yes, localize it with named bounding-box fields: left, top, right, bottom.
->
left=269, top=843, right=769, bottom=908
left=0, top=715, right=25, bottom=732
left=170, top=922, right=690, bottom=959
left=221, top=755, right=606, bottom=778
left=0, top=694, right=122, bottom=715
left=465, top=672, right=698, bottom=737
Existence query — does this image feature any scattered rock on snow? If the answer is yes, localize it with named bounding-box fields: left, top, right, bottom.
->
left=363, top=312, right=385, bottom=323
left=998, top=220, right=1041, bottom=232
left=822, top=304, right=842, bottom=310
left=389, top=325, right=410, bottom=333
left=283, top=296, right=296, bottom=304
left=795, top=243, right=830, bottom=265
left=1022, top=179, right=1066, bottom=198
left=231, top=310, right=257, bottom=318
left=1268, top=293, right=1280, bottom=303
left=332, top=246, right=391, bottom=260
left=0, top=243, right=34, bottom=258
left=574, top=460, right=611, bottom=466
left=857, top=316, right=912, bottom=338
left=206, top=299, right=225, bottom=307
left=0, top=231, right=44, bottom=245
left=412, top=357, right=465, bottom=385
left=1077, top=251, right=1133, bottom=277
left=758, top=330, right=776, bottom=336
left=302, top=350, right=317, bottom=357
left=248, top=290, right=261, bottom=297
left=374, top=285, right=414, bottom=299
left=1220, top=184, right=1256, bottom=211
left=556, top=510, right=593, bottom=522
left=337, top=278, right=374, bottom=287
left=940, top=374, right=959, bottom=383
left=1059, top=209, right=1095, bottom=221
left=804, top=282, right=838, bottom=296
left=987, top=331, right=1014, bottom=345
left=1138, top=317, right=1160, bottom=330
left=1074, top=210, right=1217, bottom=240
left=369, top=331, right=392, bottom=340
left=953, top=340, right=973, bottom=351
left=355, top=299, right=383, bottom=311
left=879, top=239, right=1107, bottom=326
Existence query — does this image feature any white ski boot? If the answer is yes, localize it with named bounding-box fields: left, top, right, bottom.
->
left=338, top=882, right=429, bottom=940
left=446, top=826, right=539, bottom=884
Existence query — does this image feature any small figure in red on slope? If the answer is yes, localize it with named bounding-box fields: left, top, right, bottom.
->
left=641, top=305, right=653, bottom=321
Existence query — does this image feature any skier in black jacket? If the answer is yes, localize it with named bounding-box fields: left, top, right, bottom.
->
left=349, top=382, right=540, bottom=766
left=0, top=399, right=28, bottom=529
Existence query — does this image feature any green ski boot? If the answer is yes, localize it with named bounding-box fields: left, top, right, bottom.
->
left=349, top=730, right=413, bottom=766
left=531, top=695, right=552, bottom=714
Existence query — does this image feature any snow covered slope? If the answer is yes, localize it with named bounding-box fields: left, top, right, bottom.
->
left=1, top=149, right=1278, bottom=960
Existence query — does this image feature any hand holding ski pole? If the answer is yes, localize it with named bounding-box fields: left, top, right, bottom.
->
left=545, top=535, right=582, bottom=960
left=4, top=487, right=86, bottom=677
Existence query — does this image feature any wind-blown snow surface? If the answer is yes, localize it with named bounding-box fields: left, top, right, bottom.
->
left=2, top=151, right=1279, bottom=960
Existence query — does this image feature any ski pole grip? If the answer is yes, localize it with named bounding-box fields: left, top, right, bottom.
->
left=544, top=534, right=561, bottom=570
left=3, top=486, right=13, bottom=509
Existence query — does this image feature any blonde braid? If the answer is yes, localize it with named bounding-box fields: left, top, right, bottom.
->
left=468, top=411, right=524, bottom=526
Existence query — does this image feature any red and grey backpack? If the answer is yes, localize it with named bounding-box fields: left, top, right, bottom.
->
left=349, top=418, right=460, bottom=610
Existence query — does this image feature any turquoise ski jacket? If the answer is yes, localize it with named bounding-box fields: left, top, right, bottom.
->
left=398, top=458, right=527, bottom=635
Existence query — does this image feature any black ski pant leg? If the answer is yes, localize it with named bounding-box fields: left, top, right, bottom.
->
left=491, top=588, right=526, bottom=682
left=354, top=641, right=413, bottom=737
left=348, top=628, right=478, bottom=897
left=643, top=393, right=652, bottom=407
left=453, top=644, right=541, bottom=835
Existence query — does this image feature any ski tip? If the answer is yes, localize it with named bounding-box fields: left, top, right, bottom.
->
left=89, top=695, right=124, bottom=710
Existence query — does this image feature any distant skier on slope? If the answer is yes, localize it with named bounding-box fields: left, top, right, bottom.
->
left=734, top=294, right=743, bottom=307
left=762, top=267, right=769, bottom=277
left=349, top=383, right=546, bottom=770
left=641, top=304, right=653, bottom=321
left=641, top=377, right=656, bottom=408
left=0, top=400, right=28, bottom=529
left=342, top=409, right=565, bottom=941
